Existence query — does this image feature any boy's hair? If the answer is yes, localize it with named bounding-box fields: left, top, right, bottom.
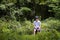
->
left=35, top=16, right=39, bottom=19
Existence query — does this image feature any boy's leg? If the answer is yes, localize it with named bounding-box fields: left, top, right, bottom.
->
left=34, top=28, right=36, bottom=35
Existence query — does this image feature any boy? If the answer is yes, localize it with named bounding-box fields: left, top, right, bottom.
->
left=33, top=16, right=41, bottom=35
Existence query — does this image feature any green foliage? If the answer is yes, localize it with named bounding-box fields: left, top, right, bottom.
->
left=47, top=0, right=60, bottom=19
left=42, top=17, right=60, bottom=32
left=0, top=0, right=60, bottom=40
left=0, top=4, right=6, bottom=10
left=1, top=0, right=16, bottom=3
left=19, top=7, right=32, bottom=16
left=0, top=18, right=60, bottom=40
left=37, top=30, right=60, bottom=40
left=20, top=7, right=31, bottom=12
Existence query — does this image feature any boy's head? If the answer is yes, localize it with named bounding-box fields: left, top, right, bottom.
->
left=35, top=16, right=39, bottom=21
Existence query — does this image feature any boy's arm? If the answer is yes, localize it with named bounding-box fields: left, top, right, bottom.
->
left=39, top=21, right=41, bottom=27
left=33, top=21, right=35, bottom=27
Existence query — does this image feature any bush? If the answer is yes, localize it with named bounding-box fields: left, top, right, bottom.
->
left=14, top=30, right=60, bottom=40
left=18, top=20, right=33, bottom=35
left=42, top=17, right=60, bottom=32
left=0, top=20, right=21, bottom=40
left=36, top=30, right=60, bottom=40
left=0, top=18, right=60, bottom=40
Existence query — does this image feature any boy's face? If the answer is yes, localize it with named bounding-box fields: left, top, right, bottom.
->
left=36, top=18, right=39, bottom=21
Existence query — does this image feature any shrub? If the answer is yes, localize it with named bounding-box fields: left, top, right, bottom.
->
left=18, top=20, right=33, bottom=35
left=42, top=17, right=60, bottom=32
left=37, top=29, right=60, bottom=40
left=0, top=18, right=60, bottom=40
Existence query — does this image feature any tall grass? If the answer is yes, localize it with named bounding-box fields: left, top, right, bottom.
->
left=0, top=18, right=60, bottom=40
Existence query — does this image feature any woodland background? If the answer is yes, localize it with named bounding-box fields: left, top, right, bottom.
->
left=0, top=0, right=60, bottom=40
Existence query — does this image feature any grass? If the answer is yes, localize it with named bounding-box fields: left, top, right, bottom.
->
left=0, top=18, right=60, bottom=40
